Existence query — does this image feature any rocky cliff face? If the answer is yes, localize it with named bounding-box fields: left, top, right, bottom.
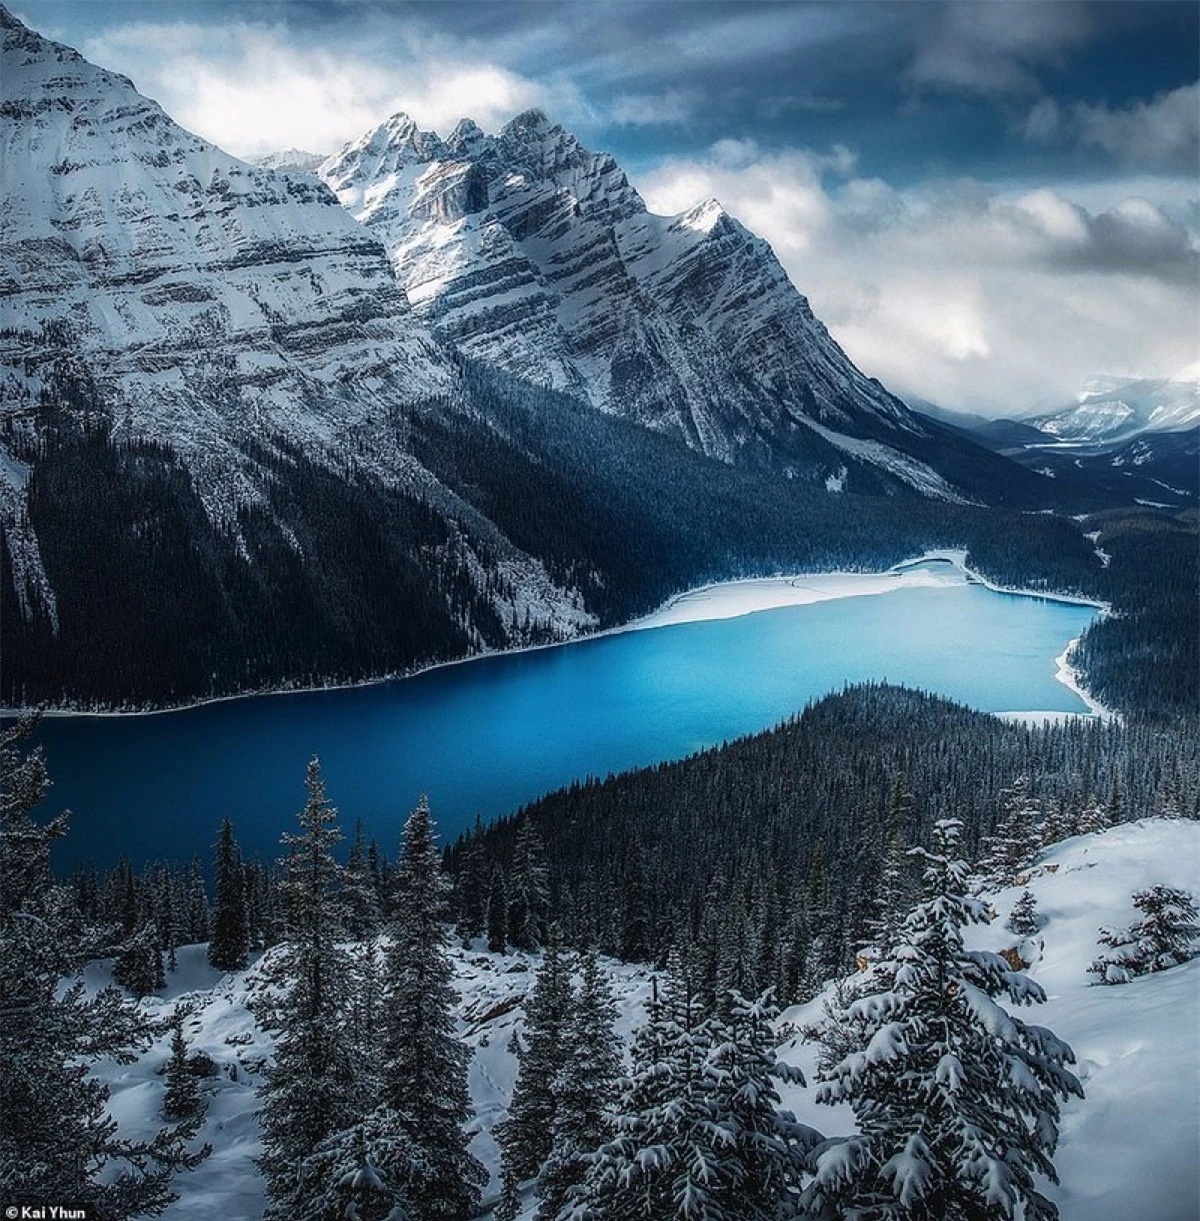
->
left=0, top=8, right=592, bottom=645
left=320, top=110, right=969, bottom=494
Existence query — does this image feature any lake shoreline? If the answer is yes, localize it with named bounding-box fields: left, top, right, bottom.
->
left=4, top=549, right=1111, bottom=722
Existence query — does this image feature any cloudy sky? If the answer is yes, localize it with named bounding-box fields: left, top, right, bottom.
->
left=16, top=0, right=1199, bottom=414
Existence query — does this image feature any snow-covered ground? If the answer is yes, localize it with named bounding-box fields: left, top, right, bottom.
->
left=779, top=818, right=1200, bottom=1221
left=86, top=820, right=1196, bottom=1220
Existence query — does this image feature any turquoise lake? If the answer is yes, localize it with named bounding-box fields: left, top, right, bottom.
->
left=27, top=572, right=1098, bottom=870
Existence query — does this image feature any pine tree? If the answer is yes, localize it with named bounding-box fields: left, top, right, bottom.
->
left=375, top=795, right=485, bottom=1220
left=1089, top=886, right=1200, bottom=984
left=563, top=954, right=732, bottom=1220
left=1008, top=889, right=1043, bottom=936
left=112, top=920, right=164, bottom=998
left=804, top=819, right=1083, bottom=1221
left=487, top=863, right=508, bottom=953
left=863, top=776, right=915, bottom=958
left=208, top=816, right=248, bottom=971
left=454, top=816, right=488, bottom=943
left=1, top=717, right=208, bottom=1215
left=509, top=818, right=551, bottom=951
left=975, top=775, right=1042, bottom=890
left=185, top=856, right=209, bottom=944
left=256, top=758, right=358, bottom=1220
left=709, top=989, right=818, bottom=1219
left=496, top=932, right=574, bottom=1191
left=535, top=949, right=622, bottom=1221
left=162, top=1016, right=203, bottom=1121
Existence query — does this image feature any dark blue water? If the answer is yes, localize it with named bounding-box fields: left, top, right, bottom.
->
left=27, top=579, right=1097, bottom=870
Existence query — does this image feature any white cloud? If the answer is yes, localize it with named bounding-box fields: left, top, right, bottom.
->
left=638, top=145, right=1199, bottom=413
left=81, top=20, right=560, bottom=157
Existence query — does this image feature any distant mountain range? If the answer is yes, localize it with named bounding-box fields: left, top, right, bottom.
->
left=916, top=367, right=1199, bottom=507
left=0, top=6, right=1118, bottom=706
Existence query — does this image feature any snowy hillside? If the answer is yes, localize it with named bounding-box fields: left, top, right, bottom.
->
left=780, top=818, right=1200, bottom=1221
left=88, top=818, right=1198, bottom=1220
left=319, top=110, right=1023, bottom=500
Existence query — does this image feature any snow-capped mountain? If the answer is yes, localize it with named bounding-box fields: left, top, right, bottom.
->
left=0, top=7, right=592, bottom=644
left=1031, top=365, right=1200, bottom=445
left=319, top=110, right=1021, bottom=500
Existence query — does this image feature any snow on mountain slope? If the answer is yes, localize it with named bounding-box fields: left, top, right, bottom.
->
left=1033, top=366, right=1200, bottom=444
left=82, top=819, right=1197, bottom=1220
left=319, top=110, right=1005, bottom=496
left=247, top=149, right=327, bottom=175
left=0, top=7, right=592, bottom=638
left=778, top=818, right=1200, bottom=1221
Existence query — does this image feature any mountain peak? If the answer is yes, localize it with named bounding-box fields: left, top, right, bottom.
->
left=504, top=108, right=553, bottom=134
left=447, top=117, right=486, bottom=156
left=678, top=197, right=728, bottom=234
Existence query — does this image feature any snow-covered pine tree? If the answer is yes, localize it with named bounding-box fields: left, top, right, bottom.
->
left=1089, top=885, right=1200, bottom=984
left=1008, top=889, right=1043, bottom=936
left=1, top=716, right=208, bottom=1215
left=804, top=818, right=1083, bottom=1221
left=256, top=757, right=358, bottom=1220
left=376, top=795, right=485, bottom=1221
left=534, top=948, right=622, bottom=1221
left=563, top=953, right=732, bottom=1220
left=1077, top=799, right=1109, bottom=835
left=496, top=930, right=574, bottom=1192
left=347, top=935, right=383, bottom=1103
left=162, top=1015, right=203, bottom=1121
left=487, top=863, right=509, bottom=953
left=975, top=775, right=1043, bottom=891
left=705, top=990, right=817, bottom=1220
left=208, top=816, right=248, bottom=971
left=113, top=920, right=164, bottom=997
left=863, top=776, right=915, bottom=959
left=454, top=815, right=488, bottom=943
left=509, top=817, right=551, bottom=951
left=185, top=855, right=209, bottom=943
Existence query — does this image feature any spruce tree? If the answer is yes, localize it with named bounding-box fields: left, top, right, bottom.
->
left=535, top=948, right=622, bottom=1221
left=1089, top=886, right=1200, bottom=984
left=454, top=815, right=488, bottom=943
left=162, top=1015, right=203, bottom=1121
left=496, top=931, right=574, bottom=1191
left=487, top=863, right=508, bottom=953
left=509, top=818, right=550, bottom=951
left=256, top=757, right=358, bottom=1220
left=1008, top=888, right=1043, bottom=936
left=208, top=816, right=248, bottom=971
left=706, top=990, right=816, bottom=1220
left=564, top=954, right=733, bottom=1220
left=344, top=819, right=382, bottom=940
left=376, top=796, right=485, bottom=1220
left=804, top=819, right=1083, bottom=1221
left=975, top=775, right=1042, bottom=891
left=0, top=717, right=208, bottom=1216
left=113, top=920, right=164, bottom=998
